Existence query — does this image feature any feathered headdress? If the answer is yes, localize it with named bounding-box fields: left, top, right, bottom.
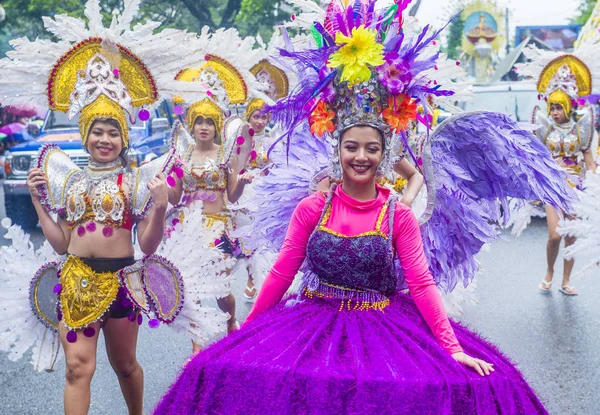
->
left=170, top=27, right=266, bottom=136
left=0, top=0, right=198, bottom=147
left=245, top=31, right=296, bottom=121
left=537, top=55, right=592, bottom=116
left=269, top=0, right=456, bottom=178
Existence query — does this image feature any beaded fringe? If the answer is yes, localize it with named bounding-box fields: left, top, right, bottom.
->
left=303, top=282, right=390, bottom=312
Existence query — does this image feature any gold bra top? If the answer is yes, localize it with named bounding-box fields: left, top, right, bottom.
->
left=248, top=133, right=271, bottom=171
left=184, top=159, right=229, bottom=193
left=66, top=173, right=133, bottom=231
left=532, top=106, right=595, bottom=159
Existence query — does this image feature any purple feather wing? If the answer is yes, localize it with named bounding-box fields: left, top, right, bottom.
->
left=248, top=123, right=332, bottom=252
left=416, top=111, right=576, bottom=292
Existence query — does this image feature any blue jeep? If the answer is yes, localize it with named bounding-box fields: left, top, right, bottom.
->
left=4, top=102, right=174, bottom=229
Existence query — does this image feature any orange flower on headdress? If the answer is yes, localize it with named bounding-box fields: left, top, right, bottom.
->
left=309, top=100, right=336, bottom=138
left=382, top=94, right=417, bottom=133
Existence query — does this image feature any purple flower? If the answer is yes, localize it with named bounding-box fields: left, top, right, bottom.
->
left=377, top=54, right=412, bottom=95
left=319, top=66, right=336, bottom=104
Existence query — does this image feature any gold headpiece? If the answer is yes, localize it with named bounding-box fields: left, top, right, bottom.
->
left=186, top=99, right=224, bottom=137
left=250, top=59, right=289, bottom=101
left=175, top=54, right=248, bottom=134
left=47, top=37, right=159, bottom=147
left=245, top=98, right=267, bottom=121
left=538, top=55, right=592, bottom=116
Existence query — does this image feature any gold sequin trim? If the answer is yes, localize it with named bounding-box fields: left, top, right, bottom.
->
left=318, top=203, right=388, bottom=239
left=303, top=286, right=390, bottom=312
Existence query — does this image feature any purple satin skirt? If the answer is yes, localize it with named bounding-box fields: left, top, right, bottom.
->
left=154, top=293, right=546, bottom=415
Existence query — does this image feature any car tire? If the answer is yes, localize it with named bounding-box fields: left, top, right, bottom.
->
left=5, top=194, right=38, bottom=230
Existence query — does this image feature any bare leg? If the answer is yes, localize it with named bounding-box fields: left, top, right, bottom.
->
left=60, top=321, right=100, bottom=415
left=103, top=317, right=144, bottom=415
left=244, top=268, right=256, bottom=298
left=544, top=205, right=562, bottom=284
left=562, top=233, right=577, bottom=292
left=217, top=293, right=237, bottom=333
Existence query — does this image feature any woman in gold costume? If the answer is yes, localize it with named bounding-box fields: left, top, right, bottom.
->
left=532, top=55, right=598, bottom=295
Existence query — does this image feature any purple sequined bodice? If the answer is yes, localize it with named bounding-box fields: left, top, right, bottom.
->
left=305, top=191, right=397, bottom=296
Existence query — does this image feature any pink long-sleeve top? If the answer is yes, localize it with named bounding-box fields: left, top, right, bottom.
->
left=246, top=184, right=463, bottom=355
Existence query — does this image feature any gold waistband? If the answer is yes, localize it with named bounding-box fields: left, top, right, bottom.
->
left=204, top=211, right=233, bottom=230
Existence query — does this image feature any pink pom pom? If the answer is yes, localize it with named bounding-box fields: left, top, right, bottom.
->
left=578, top=98, right=586, bottom=106
left=237, top=135, right=245, bottom=145
left=207, top=90, right=213, bottom=97
left=167, top=175, right=176, bottom=187
left=237, top=147, right=241, bottom=155
left=214, top=238, right=221, bottom=246
left=249, top=128, right=255, bottom=137
left=138, top=109, right=150, bottom=121
left=455, top=61, right=461, bottom=66
left=434, top=65, right=438, bottom=71
left=113, top=69, right=120, bottom=77
left=83, top=327, right=96, bottom=338
left=174, top=167, right=184, bottom=178
left=173, top=105, right=183, bottom=115
left=291, top=13, right=296, bottom=21
left=66, top=331, right=77, bottom=343
left=250, top=150, right=257, bottom=160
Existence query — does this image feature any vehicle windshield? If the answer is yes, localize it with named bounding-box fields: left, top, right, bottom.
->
left=43, top=111, right=146, bottom=132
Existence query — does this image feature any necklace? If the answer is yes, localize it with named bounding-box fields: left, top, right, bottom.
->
left=85, top=159, right=124, bottom=184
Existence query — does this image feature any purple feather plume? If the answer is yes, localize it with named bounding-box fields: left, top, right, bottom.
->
left=412, top=111, right=576, bottom=292
left=246, top=124, right=332, bottom=252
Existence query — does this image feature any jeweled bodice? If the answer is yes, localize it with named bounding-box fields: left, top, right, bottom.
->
left=305, top=193, right=397, bottom=295
left=66, top=173, right=129, bottom=229
left=545, top=122, right=582, bottom=158
left=183, top=158, right=229, bottom=194
left=248, top=132, right=271, bottom=171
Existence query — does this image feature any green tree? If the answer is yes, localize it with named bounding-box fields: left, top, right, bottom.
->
left=444, top=1, right=466, bottom=61
left=235, top=0, right=291, bottom=40
left=0, top=0, right=293, bottom=56
left=446, top=15, right=465, bottom=60
left=571, top=0, right=598, bottom=25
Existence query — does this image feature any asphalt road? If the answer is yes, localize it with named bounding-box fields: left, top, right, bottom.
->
left=0, top=184, right=599, bottom=414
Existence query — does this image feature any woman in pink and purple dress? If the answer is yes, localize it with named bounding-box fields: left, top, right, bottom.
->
left=154, top=2, right=575, bottom=413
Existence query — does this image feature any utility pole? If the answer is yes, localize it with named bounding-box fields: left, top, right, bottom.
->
left=505, top=7, right=510, bottom=55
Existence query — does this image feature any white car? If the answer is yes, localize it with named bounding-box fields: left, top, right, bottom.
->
left=463, top=82, right=539, bottom=122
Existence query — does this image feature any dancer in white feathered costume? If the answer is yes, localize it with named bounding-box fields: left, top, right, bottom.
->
left=230, top=32, right=296, bottom=301
left=514, top=50, right=598, bottom=295
left=0, top=1, right=232, bottom=412
left=164, top=27, right=263, bottom=352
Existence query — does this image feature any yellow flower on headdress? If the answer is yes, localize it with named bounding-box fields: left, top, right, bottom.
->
left=327, top=26, right=384, bottom=86
left=309, top=100, right=336, bottom=138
